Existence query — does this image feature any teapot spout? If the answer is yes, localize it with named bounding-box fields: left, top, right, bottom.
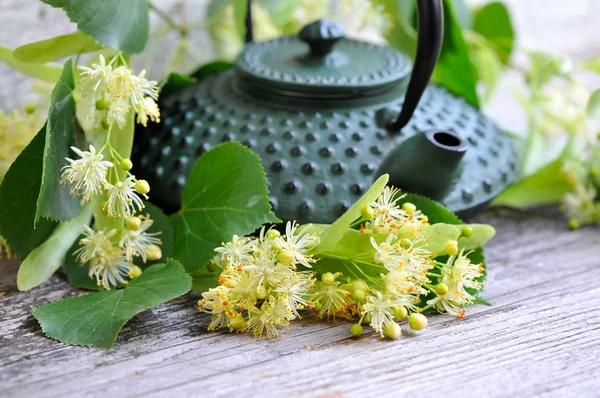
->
left=378, top=130, right=468, bottom=201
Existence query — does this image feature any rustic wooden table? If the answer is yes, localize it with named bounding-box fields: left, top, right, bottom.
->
left=1, top=207, right=598, bottom=397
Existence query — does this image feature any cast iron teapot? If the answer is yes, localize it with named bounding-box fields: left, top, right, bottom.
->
left=132, top=0, right=518, bottom=223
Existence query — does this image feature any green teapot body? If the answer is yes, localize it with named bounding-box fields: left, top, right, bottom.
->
left=132, top=1, right=518, bottom=223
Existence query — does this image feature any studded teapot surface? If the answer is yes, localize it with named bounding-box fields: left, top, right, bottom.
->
left=132, top=4, right=518, bottom=223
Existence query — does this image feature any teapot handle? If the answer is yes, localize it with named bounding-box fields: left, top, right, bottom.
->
left=245, top=0, right=254, bottom=43
left=386, top=0, right=444, bottom=132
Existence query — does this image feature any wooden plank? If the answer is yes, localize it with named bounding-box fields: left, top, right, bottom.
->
left=1, top=207, right=599, bottom=397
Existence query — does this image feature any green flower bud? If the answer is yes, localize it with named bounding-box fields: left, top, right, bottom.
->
left=128, top=265, right=143, bottom=279
left=257, top=285, right=268, bottom=299
left=277, top=249, right=295, bottom=264
left=568, top=218, right=580, bottom=230
left=271, top=241, right=282, bottom=251
left=100, top=118, right=110, bottom=129
left=266, top=229, right=280, bottom=240
left=398, top=221, right=418, bottom=239
left=393, top=306, right=408, bottom=320
left=383, top=322, right=401, bottom=340
left=402, top=202, right=416, bottom=215
left=361, top=205, right=374, bottom=220
left=313, top=302, right=323, bottom=312
left=145, top=245, right=162, bottom=261
left=408, top=313, right=428, bottom=331
left=435, top=283, right=449, bottom=296
left=353, top=289, right=366, bottom=303
left=322, top=272, right=336, bottom=285
left=445, top=240, right=458, bottom=256
left=119, top=158, right=133, bottom=171
left=461, top=226, right=473, bottom=238
left=207, top=261, right=218, bottom=272
left=135, top=180, right=150, bottom=195
left=126, top=217, right=142, bottom=231
left=229, top=313, right=245, bottom=329
left=353, top=279, right=368, bottom=292
left=24, top=103, right=36, bottom=114
left=350, top=323, right=363, bottom=337
left=95, top=98, right=109, bottom=111
left=400, top=238, right=412, bottom=249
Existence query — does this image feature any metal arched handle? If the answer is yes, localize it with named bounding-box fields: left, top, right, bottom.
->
left=386, top=0, right=444, bottom=132
left=245, top=0, right=254, bottom=43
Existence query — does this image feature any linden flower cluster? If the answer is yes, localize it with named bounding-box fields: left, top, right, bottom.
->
left=200, top=187, right=485, bottom=340
left=78, top=54, right=160, bottom=130
left=198, top=222, right=319, bottom=339
left=74, top=214, right=162, bottom=289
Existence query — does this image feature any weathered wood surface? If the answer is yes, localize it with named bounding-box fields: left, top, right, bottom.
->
left=1, top=207, right=599, bottom=397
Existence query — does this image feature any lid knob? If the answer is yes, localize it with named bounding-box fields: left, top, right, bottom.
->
left=299, top=20, right=345, bottom=56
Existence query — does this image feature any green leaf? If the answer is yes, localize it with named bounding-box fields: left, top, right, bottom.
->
left=36, top=59, right=81, bottom=222
left=375, top=0, right=417, bottom=58
left=41, top=0, right=149, bottom=54
left=473, top=296, right=491, bottom=306
left=13, top=31, right=102, bottom=64
left=472, top=2, right=515, bottom=64
left=314, top=174, right=389, bottom=255
left=159, top=73, right=196, bottom=98
left=493, top=159, right=571, bottom=208
left=0, top=126, right=58, bottom=260
left=469, top=36, right=504, bottom=101
left=33, top=259, right=191, bottom=350
left=432, top=0, right=480, bottom=108
left=587, top=89, right=600, bottom=121
left=190, top=60, right=234, bottom=81
left=458, top=224, right=496, bottom=251
left=0, top=46, right=62, bottom=82
left=397, top=193, right=462, bottom=225
left=64, top=202, right=174, bottom=290
left=233, top=0, right=248, bottom=40
left=171, top=142, right=280, bottom=271
left=190, top=269, right=220, bottom=294
left=421, top=223, right=461, bottom=256
left=17, top=204, right=92, bottom=291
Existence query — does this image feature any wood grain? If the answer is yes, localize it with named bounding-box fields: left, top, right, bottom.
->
left=1, top=207, right=599, bottom=397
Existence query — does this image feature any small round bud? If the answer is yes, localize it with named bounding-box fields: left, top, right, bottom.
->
left=408, top=313, right=428, bottom=331
left=145, top=244, right=162, bottom=261
left=100, top=118, right=110, bottom=129
left=207, top=261, right=218, bottom=272
left=568, top=218, right=580, bottom=230
left=313, top=302, right=323, bottom=312
left=277, top=249, right=295, bottom=264
left=119, top=158, right=133, bottom=171
left=393, top=306, right=408, bottom=320
left=445, top=240, right=458, bottom=256
left=135, top=180, right=150, bottom=195
left=353, top=280, right=368, bottom=292
left=399, top=221, right=418, bottom=239
left=361, top=205, right=374, bottom=220
left=350, top=323, right=363, bottom=337
left=383, top=322, right=402, bottom=340
left=435, top=283, right=449, bottom=296
left=229, top=313, right=245, bottom=329
left=24, top=103, right=36, bottom=114
left=266, top=229, right=280, bottom=240
left=461, top=226, right=473, bottom=238
left=126, top=217, right=142, bottom=231
left=353, top=289, right=366, bottom=303
left=590, top=168, right=599, bottom=177
left=95, top=98, right=109, bottom=111
left=257, top=285, right=267, bottom=299
left=402, top=202, right=416, bottom=215
left=400, top=238, right=412, bottom=249
left=128, top=265, right=143, bottom=279
left=421, top=215, right=429, bottom=224
left=322, top=272, right=336, bottom=285
left=271, top=241, right=282, bottom=251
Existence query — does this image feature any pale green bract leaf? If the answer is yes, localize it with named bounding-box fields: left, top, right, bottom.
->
left=421, top=223, right=461, bottom=257
left=493, top=159, right=571, bottom=208
left=13, top=31, right=102, bottom=64
left=41, top=0, right=149, bottom=54
left=375, top=0, right=417, bottom=59
left=17, top=204, right=92, bottom=292
left=171, top=142, right=280, bottom=272
left=458, top=224, right=496, bottom=251
left=33, top=260, right=192, bottom=350
left=313, top=174, right=389, bottom=255
left=0, top=46, right=62, bottom=82
left=586, top=89, right=600, bottom=121
left=580, top=56, right=600, bottom=75
left=36, top=59, right=81, bottom=222
left=472, top=1, right=515, bottom=64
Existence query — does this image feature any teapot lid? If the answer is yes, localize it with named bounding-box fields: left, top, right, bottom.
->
left=235, top=20, right=412, bottom=98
